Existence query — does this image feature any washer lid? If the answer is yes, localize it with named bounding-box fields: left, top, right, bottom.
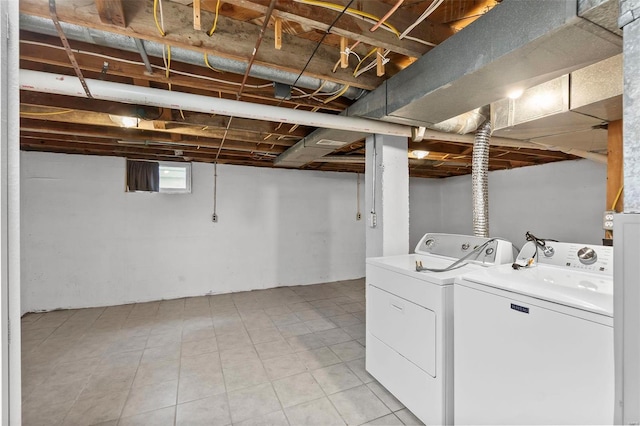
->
left=459, top=264, right=613, bottom=317
left=367, top=253, right=484, bottom=285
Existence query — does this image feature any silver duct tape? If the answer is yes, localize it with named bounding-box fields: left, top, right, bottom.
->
left=472, top=120, right=491, bottom=238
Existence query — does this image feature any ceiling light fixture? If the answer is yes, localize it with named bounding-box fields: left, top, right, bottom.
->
left=109, top=114, right=139, bottom=128
left=412, top=150, right=429, bottom=159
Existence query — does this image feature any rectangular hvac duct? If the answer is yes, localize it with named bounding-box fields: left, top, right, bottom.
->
left=275, top=128, right=368, bottom=167
left=348, top=0, right=621, bottom=128
left=276, top=0, right=622, bottom=167
left=491, top=53, right=622, bottom=150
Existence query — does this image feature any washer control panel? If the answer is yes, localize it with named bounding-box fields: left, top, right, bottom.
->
left=516, top=241, right=613, bottom=275
left=415, top=233, right=514, bottom=265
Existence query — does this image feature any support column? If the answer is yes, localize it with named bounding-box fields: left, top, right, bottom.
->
left=0, top=0, right=21, bottom=423
left=615, top=2, right=640, bottom=424
left=606, top=120, right=623, bottom=241
left=364, top=134, right=409, bottom=258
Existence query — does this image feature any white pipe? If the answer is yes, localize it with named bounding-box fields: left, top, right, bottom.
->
left=531, top=143, right=608, bottom=164
left=4, top=0, right=22, bottom=423
left=19, top=70, right=413, bottom=138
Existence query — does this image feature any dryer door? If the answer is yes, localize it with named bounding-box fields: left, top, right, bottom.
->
left=369, top=285, right=436, bottom=377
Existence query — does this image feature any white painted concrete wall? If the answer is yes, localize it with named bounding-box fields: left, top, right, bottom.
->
left=408, top=178, right=442, bottom=250
left=410, top=160, right=606, bottom=250
left=21, top=152, right=365, bottom=313
left=365, top=135, right=409, bottom=258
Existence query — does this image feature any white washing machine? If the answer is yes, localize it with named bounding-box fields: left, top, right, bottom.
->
left=454, top=241, right=614, bottom=425
left=366, top=233, right=514, bottom=426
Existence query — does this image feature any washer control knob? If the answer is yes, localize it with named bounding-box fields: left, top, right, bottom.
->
left=461, top=243, right=470, bottom=251
left=424, top=238, right=435, bottom=249
left=485, top=247, right=495, bottom=256
left=543, top=245, right=555, bottom=257
left=577, top=247, right=598, bottom=265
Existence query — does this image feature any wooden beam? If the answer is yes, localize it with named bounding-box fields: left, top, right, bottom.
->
left=94, top=0, right=126, bottom=27
left=20, top=91, right=312, bottom=138
left=20, top=135, right=285, bottom=158
left=274, top=17, right=282, bottom=50
left=607, top=119, right=623, bottom=238
left=193, top=0, right=202, bottom=31
left=22, top=142, right=365, bottom=173
left=340, top=37, right=348, bottom=68
left=19, top=33, right=349, bottom=112
left=416, top=0, right=497, bottom=29
left=20, top=0, right=381, bottom=90
left=20, top=143, right=274, bottom=165
left=21, top=130, right=288, bottom=155
left=20, top=116, right=298, bottom=147
left=214, top=0, right=454, bottom=57
left=376, top=47, right=385, bottom=77
left=21, top=122, right=296, bottom=149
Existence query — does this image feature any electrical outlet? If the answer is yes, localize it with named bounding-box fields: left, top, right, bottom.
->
left=356, top=212, right=362, bottom=221
left=212, top=213, right=218, bottom=222
left=369, top=213, right=377, bottom=228
left=603, top=210, right=614, bottom=231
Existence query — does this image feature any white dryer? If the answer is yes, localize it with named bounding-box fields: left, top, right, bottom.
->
left=366, top=233, right=514, bottom=426
left=454, top=241, right=614, bottom=425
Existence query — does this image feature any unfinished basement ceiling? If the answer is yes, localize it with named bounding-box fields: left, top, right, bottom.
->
left=18, top=0, right=618, bottom=178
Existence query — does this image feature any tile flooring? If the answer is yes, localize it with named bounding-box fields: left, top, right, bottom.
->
left=21, top=279, right=424, bottom=426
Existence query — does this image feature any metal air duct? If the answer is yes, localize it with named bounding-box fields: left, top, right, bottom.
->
left=276, top=0, right=620, bottom=167
left=491, top=53, right=622, bottom=153
left=349, top=0, right=621, bottom=127
left=429, top=108, right=488, bottom=135
left=472, top=121, right=491, bottom=238
left=19, top=14, right=365, bottom=100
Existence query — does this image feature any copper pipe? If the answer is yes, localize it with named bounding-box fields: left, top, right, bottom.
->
left=370, top=0, right=404, bottom=32
left=48, top=0, right=92, bottom=98
left=223, top=0, right=277, bottom=161
left=237, top=0, right=277, bottom=98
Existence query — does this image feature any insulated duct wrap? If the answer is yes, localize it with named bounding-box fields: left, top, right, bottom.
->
left=429, top=108, right=488, bottom=134
left=472, top=120, right=491, bottom=238
left=19, top=14, right=365, bottom=100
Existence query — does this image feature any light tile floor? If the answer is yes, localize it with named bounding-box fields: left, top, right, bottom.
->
left=21, top=279, right=424, bottom=426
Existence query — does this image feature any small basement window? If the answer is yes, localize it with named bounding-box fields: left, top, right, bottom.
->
left=159, top=162, right=191, bottom=193
left=126, top=160, right=191, bottom=193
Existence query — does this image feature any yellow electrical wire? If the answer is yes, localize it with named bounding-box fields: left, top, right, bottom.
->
left=296, top=0, right=400, bottom=37
left=208, top=0, right=221, bottom=36
left=153, top=0, right=166, bottom=36
left=165, top=45, right=171, bottom=79
left=204, top=53, right=223, bottom=73
left=611, top=185, right=624, bottom=211
left=21, top=109, right=74, bottom=116
left=353, top=48, right=377, bottom=76
left=332, top=41, right=362, bottom=73
left=323, top=84, right=350, bottom=104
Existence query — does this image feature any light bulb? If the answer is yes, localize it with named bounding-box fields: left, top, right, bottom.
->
left=412, top=150, right=429, bottom=159
left=109, top=114, right=138, bottom=128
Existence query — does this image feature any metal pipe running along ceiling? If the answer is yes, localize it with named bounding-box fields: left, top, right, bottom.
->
left=277, top=0, right=620, bottom=167
left=18, top=14, right=366, bottom=100
left=19, top=70, right=608, bottom=165
left=19, top=69, right=413, bottom=138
